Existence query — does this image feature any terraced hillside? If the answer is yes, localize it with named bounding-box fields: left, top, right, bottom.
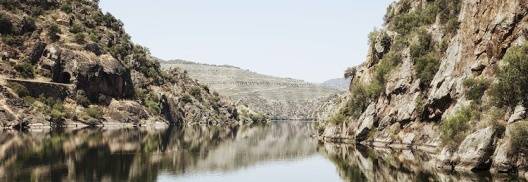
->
left=161, top=60, right=342, bottom=120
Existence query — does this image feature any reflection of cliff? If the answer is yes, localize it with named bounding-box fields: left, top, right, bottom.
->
left=318, top=143, right=517, bottom=182
left=0, top=122, right=316, bottom=181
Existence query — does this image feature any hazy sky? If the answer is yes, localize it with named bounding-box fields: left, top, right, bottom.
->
left=99, top=0, right=393, bottom=83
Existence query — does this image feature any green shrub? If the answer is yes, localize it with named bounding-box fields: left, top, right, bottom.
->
left=48, top=24, right=61, bottom=42
left=75, top=90, right=91, bottom=107
left=69, top=23, right=84, bottom=34
left=463, top=77, right=489, bottom=102
left=440, top=106, right=475, bottom=148
left=14, top=62, right=35, bottom=78
left=444, top=18, right=460, bottom=35
left=391, top=11, right=427, bottom=35
left=189, top=86, right=202, bottom=100
left=73, top=33, right=85, bottom=44
left=20, top=17, right=37, bottom=34
left=7, top=82, right=29, bottom=97
left=511, top=121, right=528, bottom=153
left=339, top=82, right=377, bottom=119
left=180, top=94, right=193, bottom=104
left=50, top=102, right=66, bottom=121
left=490, top=44, right=528, bottom=108
left=2, top=35, right=23, bottom=47
left=30, top=6, right=44, bottom=17
left=374, top=51, right=401, bottom=84
left=410, top=30, right=433, bottom=59
left=414, top=53, right=440, bottom=87
left=0, top=14, right=13, bottom=34
left=86, top=107, right=103, bottom=119
left=328, top=112, right=346, bottom=125
left=144, top=94, right=160, bottom=114
left=60, top=4, right=73, bottom=13
left=389, top=0, right=462, bottom=35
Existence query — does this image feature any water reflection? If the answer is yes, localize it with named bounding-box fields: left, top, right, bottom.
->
left=0, top=122, right=317, bottom=182
left=318, top=143, right=522, bottom=182
left=0, top=122, right=521, bottom=182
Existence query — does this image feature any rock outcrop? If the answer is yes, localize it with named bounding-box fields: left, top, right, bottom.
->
left=318, top=0, right=528, bottom=177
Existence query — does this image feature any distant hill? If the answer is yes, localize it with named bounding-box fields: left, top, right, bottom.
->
left=161, top=60, right=341, bottom=120
left=320, top=78, right=351, bottom=91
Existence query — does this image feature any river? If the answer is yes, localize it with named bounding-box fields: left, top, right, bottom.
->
left=0, top=121, right=522, bottom=181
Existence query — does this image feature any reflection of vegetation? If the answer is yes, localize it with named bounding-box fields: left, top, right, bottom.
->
left=0, top=122, right=316, bottom=181
left=317, top=143, right=503, bottom=182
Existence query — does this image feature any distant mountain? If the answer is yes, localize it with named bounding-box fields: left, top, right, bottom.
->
left=161, top=60, right=341, bottom=120
left=320, top=78, right=351, bottom=91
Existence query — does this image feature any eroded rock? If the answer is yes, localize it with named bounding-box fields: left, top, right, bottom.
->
left=356, top=103, right=378, bottom=142
left=455, top=127, right=497, bottom=171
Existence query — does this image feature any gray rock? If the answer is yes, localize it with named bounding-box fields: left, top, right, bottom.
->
left=492, top=139, right=514, bottom=172
left=76, top=54, right=134, bottom=102
left=508, top=104, right=526, bottom=124
left=355, top=103, right=378, bottom=142
left=455, top=127, right=497, bottom=171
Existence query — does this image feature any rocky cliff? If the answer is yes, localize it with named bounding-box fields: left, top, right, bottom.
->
left=161, top=59, right=341, bottom=120
left=0, top=0, right=265, bottom=129
left=318, top=0, right=528, bottom=177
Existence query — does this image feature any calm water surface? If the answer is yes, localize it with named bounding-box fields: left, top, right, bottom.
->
left=0, top=121, right=521, bottom=181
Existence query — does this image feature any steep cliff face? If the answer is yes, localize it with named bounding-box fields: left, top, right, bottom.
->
left=0, top=0, right=261, bottom=129
left=319, top=0, right=528, bottom=175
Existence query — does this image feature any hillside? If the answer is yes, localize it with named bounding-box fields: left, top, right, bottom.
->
left=161, top=59, right=341, bottom=120
left=318, top=0, right=528, bottom=175
left=0, top=0, right=265, bottom=129
left=320, top=78, right=351, bottom=90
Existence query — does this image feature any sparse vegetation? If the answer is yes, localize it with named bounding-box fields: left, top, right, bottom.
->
left=440, top=106, right=476, bottom=149
left=3, top=34, right=23, bottom=47
left=85, top=106, right=104, bottom=119
left=374, top=51, right=401, bottom=85
left=75, top=90, right=91, bottom=107
left=463, top=77, right=489, bottom=102
left=60, top=3, right=73, bottom=13
left=339, top=82, right=379, bottom=120
left=69, top=23, right=84, bottom=34
left=74, top=33, right=86, bottom=44
left=328, top=112, right=346, bottom=125
left=48, top=23, right=61, bottom=42
left=0, top=14, right=13, bottom=34
left=7, top=82, right=30, bottom=97
left=189, top=86, right=202, bottom=101
left=14, top=62, right=35, bottom=78
left=181, top=94, right=193, bottom=104
left=490, top=44, right=528, bottom=108
left=410, top=30, right=433, bottom=59
left=389, top=0, right=462, bottom=36
left=50, top=102, right=67, bottom=122
left=144, top=94, right=160, bottom=114
left=511, top=121, right=528, bottom=154
left=414, top=53, right=440, bottom=87
left=20, top=17, right=37, bottom=34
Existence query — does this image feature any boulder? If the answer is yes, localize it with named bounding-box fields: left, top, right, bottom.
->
left=508, top=104, right=526, bottom=124
left=76, top=55, right=134, bottom=102
left=108, top=100, right=149, bottom=123
left=355, top=103, right=378, bottom=142
left=454, top=127, right=497, bottom=171
left=492, top=139, right=514, bottom=172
